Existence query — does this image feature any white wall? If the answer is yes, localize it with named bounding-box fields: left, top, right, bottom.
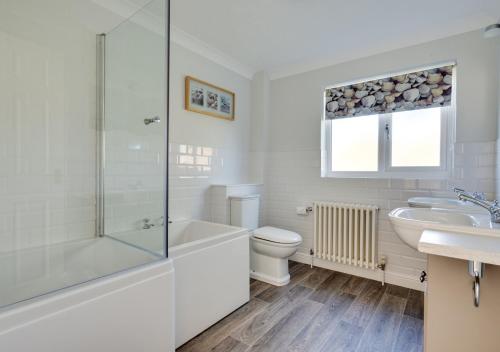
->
left=262, top=30, right=500, bottom=288
left=0, top=0, right=169, bottom=250
left=248, top=71, right=271, bottom=183
left=210, top=184, right=264, bottom=226
left=169, top=43, right=252, bottom=221
left=167, top=29, right=499, bottom=289
left=0, top=2, right=97, bottom=252
left=497, top=43, right=500, bottom=200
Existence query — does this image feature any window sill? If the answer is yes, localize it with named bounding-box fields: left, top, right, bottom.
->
left=322, top=170, right=450, bottom=180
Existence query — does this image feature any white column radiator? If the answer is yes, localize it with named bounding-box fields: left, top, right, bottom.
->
left=313, top=202, right=379, bottom=269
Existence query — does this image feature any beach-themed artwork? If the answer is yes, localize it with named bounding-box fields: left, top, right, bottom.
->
left=185, top=76, right=235, bottom=120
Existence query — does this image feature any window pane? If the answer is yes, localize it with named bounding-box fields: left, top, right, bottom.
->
left=391, top=108, right=441, bottom=167
left=331, top=115, right=378, bottom=172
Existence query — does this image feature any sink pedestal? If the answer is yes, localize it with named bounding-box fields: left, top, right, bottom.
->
left=425, top=255, right=500, bottom=352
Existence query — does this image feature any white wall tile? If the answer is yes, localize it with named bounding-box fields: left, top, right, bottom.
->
left=261, top=141, right=495, bottom=286
left=263, top=31, right=500, bottom=287
left=168, top=43, right=253, bottom=221
left=0, top=18, right=97, bottom=252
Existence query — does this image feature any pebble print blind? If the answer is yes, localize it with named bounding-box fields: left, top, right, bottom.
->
left=325, top=65, right=453, bottom=119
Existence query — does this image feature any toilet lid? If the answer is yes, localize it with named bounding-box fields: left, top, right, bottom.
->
left=253, top=226, right=302, bottom=244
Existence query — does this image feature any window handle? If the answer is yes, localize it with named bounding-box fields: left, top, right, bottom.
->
left=385, top=123, right=390, bottom=140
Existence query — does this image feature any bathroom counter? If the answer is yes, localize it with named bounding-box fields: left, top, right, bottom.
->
left=418, top=229, right=500, bottom=265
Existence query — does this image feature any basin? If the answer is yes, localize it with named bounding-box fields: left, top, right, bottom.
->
left=389, top=207, right=480, bottom=249
left=408, top=197, right=487, bottom=213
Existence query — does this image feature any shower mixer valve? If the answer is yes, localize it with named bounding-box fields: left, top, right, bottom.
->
left=144, top=116, right=160, bottom=125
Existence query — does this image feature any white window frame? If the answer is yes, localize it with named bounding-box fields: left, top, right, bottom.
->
left=321, top=106, right=454, bottom=179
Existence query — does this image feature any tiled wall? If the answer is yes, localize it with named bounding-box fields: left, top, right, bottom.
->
left=261, top=31, right=499, bottom=289
left=168, top=43, right=253, bottom=221
left=103, top=129, right=165, bottom=234
left=497, top=141, right=500, bottom=200
left=0, top=17, right=97, bottom=252
left=169, top=143, right=251, bottom=221
left=103, top=16, right=166, bottom=234
left=0, top=3, right=168, bottom=251
left=210, top=184, right=263, bottom=225
left=261, top=141, right=496, bottom=288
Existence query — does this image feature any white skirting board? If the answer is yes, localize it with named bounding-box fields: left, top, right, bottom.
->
left=290, top=251, right=425, bottom=292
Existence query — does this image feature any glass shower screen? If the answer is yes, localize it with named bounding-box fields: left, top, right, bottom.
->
left=0, top=0, right=168, bottom=309
left=101, top=0, right=167, bottom=257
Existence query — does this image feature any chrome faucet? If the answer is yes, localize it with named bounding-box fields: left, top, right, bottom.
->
left=453, top=187, right=466, bottom=196
left=472, top=192, right=486, bottom=201
left=453, top=187, right=486, bottom=201
left=457, top=193, right=500, bottom=223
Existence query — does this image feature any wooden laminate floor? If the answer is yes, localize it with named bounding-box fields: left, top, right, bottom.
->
left=177, top=261, right=424, bottom=352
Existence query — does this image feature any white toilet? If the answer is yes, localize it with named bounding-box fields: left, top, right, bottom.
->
left=230, top=195, right=302, bottom=286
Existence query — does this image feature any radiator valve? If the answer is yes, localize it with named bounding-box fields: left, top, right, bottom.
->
left=377, top=255, right=387, bottom=271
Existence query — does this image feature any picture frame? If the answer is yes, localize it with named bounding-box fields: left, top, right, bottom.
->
left=185, top=76, right=235, bottom=121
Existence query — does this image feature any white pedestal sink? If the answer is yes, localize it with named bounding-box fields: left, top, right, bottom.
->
left=393, top=200, right=500, bottom=307
left=389, top=208, right=481, bottom=249
left=408, top=197, right=488, bottom=213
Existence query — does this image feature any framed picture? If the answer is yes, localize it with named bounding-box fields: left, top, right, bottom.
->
left=185, top=76, right=235, bottom=121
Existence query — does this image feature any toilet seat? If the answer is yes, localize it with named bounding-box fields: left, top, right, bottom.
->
left=251, top=236, right=300, bottom=248
left=253, top=226, right=302, bottom=245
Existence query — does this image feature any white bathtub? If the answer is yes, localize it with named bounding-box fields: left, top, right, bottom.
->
left=0, top=237, right=163, bottom=308
left=109, top=220, right=250, bottom=347
left=0, top=238, right=175, bottom=352
left=169, top=220, right=249, bottom=348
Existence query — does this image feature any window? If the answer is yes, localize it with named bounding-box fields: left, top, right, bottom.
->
left=330, top=114, right=379, bottom=172
left=322, top=107, right=452, bottom=178
left=322, top=64, right=455, bottom=178
left=390, top=108, right=441, bottom=167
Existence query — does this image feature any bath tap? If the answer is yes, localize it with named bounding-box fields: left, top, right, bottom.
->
left=142, top=218, right=155, bottom=229
left=457, top=193, right=500, bottom=223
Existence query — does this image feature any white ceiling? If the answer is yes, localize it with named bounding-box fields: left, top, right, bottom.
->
left=171, top=0, right=500, bottom=79
left=6, top=0, right=497, bottom=79
left=0, top=0, right=157, bottom=35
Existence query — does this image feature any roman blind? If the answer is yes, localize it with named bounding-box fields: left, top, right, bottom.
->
left=324, top=65, right=454, bottom=119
